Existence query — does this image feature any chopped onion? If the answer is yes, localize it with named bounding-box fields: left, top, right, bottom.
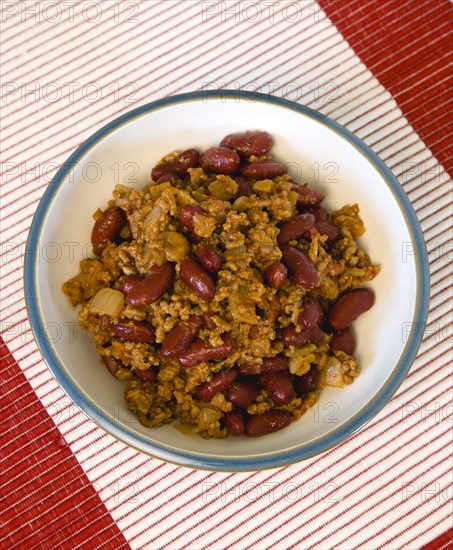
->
left=142, top=242, right=166, bottom=266
left=90, top=288, right=124, bottom=320
left=320, top=357, right=344, bottom=388
left=176, top=189, right=196, bottom=205
left=229, top=285, right=259, bottom=324
left=208, top=176, right=238, bottom=200
left=143, top=204, right=162, bottom=238
left=288, top=190, right=298, bottom=209
left=199, top=407, right=222, bottom=429
left=114, top=184, right=133, bottom=198
left=289, top=344, right=316, bottom=375
left=252, top=179, right=273, bottom=193
left=157, top=231, right=190, bottom=262
left=232, top=196, right=249, bottom=212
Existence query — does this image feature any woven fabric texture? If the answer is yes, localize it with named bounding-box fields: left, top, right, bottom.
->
left=1, top=1, right=452, bottom=548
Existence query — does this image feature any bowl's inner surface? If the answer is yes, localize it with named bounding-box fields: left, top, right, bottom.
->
left=35, top=98, right=417, bottom=460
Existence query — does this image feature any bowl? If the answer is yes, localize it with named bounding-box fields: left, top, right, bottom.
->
left=25, top=90, right=429, bottom=470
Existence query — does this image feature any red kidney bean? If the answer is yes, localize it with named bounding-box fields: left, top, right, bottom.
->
left=134, top=368, right=156, bottom=382
left=304, top=206, right=329, bottom=222
left=226, top=377, right=260, bottom=408
left=231, top=176, right=252, bottom=197
left=281, top=324, right=324, bottom=347
left=241, top=161, right=287, bottom=179
left=280, top=244, right=318, bottom=289
left=200, top=147, right=240, bottom=174
left=101, top=355, right=129, bottom=378
left=311, top=222, right=338, bottom=242
left=178, top=335, right=234, bottom=367
left=245, top=409, right=292, bottom=437
left=152, top=163, right=174, bottom=181
left=155, top=172, right=178, bottom=184
left=224, top=410, right=245, bottom=436
left=111, top=321, right=156, bottom=343
left=161, top=315, right=203, bottom=358
left=91, top=207, right=127, bottom=256
left=120, top=275, right=140, bottom=296
left=180, top=257, right=216, bottom=301
left=127, top=263, right=174, bottom=306
left=151, top=148, right=199, bottom=180
left=196, top=244, right=223, bottom=273
left=179, top=204, right=205, bottom=243
left=195, top=368, right=238, bottom=400
left=175, top=149, right=200, bottom=174
left=277, top=213, right=315, bottom=244
left=330, top=327, right=356, bottom=355
left=179, top=204, right=205, bottom=232
left=294, top=365, right=319, bottom=396
left=264, top=261, right=288, bottom=288
left=259, top=356, right=290, bottom=373
left=299, top=296, right=323, bottom=330
left=220, top=131, right=273, bottom=158
left=260, top=371, right=295, bottom=405
left=281, top=325, right=301, bottom=347
left=291, top=184, right=325, bottom=206
left=328, top=288, right=375, bottom=330
left=238, top=355, right=289, bottom=375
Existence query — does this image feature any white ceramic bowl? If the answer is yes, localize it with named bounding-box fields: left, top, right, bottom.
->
left=25, top=91, right=429, bottom=470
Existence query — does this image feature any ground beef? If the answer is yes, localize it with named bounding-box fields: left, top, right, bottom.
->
left=62, top=132, right=379, bottom=438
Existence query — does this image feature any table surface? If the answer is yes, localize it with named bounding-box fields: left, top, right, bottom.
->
left=1, top=1, right=452, bottom=549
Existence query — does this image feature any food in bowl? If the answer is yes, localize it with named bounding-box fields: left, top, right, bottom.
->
left=62, top=130, right=379, bottom=438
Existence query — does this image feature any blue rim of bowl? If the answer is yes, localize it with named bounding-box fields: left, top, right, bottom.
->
left=24, top=90, right=430, bottom=471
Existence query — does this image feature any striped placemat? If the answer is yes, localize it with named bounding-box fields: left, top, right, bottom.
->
left=1, top=1, right=452, bottom=548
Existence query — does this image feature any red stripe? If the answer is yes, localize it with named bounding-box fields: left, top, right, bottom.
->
left=132, top=470, right=267, bottom=545
left=343, top=484, right=452, bottom=549
left=421, top=528, right=453, bottom=550
left=0, top=34, right=438, bottom=216
left=319, top=0, right=453, bottom=177
left=1, top=0, right=144, bottom=80
left=320, top=34, right=449, bottom=122
left=172, top=15, right=350, bottom=97
left=313, top=6, right=452, bottom=548
left=4, top=350, right=444, bottom=520
left=223, top=0, right=448, bottom=113
left=0, top=0, right=180, bottom=105
left=1, top=1, right=83, bottom=52
left=0, top=0, right=237, bottom=144
left=0, top=337, right=129, bottom=549
left=290, top=448, right=452, bottom=549
left=381, top=510, right=452, bottom=550
left=2, top=2, right=444, bottom=546
left=257, top=433, right=451, bottom=550
left=319, top=26, right=450, bottom=118
left=147, top=377, right=452, bottom=548
left=60, top=358, right=453, bottom=540
left=0, top=94, right=444, bottom=241
left=0, top=7, right=444, bottom=209
left=185, top=382, right=452, bottom=549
